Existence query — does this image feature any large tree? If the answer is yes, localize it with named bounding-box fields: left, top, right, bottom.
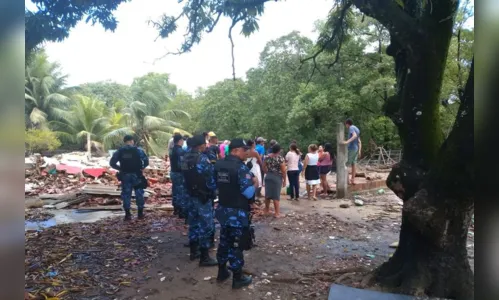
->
left=153, top=0, right=474, bottom=298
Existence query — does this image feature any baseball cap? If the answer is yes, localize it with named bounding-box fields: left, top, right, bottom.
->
left=256, top=137, right=266, bottom=143
left=187, top=134, right=206, bottom=147
left=207, top=131, right=216, bottom=137
left=229, top=138, right=250, bottom=151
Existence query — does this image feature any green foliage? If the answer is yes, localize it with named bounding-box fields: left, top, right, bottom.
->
left=25, top=0, right=128, bottom=53
left=66, top=81, right=133, bottom=108
left=50, top=95, right=123, bottom=152
left=25, top=49, right=69, bottom=129
left=25, top=128, right=61, bottom=153
left=151, top=0, right=268, bottom=54
left=178, top=18, right=402, bottom=152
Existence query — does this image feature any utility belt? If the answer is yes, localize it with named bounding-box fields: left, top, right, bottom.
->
left=187, top=189, right=214, bottom=204
left=117, top=171, right=148, bottom=189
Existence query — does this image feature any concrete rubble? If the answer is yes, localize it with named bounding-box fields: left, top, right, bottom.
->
left=25, top=151, right=173, bottom=212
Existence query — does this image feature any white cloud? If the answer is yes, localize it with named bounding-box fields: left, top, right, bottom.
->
left=42, top=0, right=333, bottom=93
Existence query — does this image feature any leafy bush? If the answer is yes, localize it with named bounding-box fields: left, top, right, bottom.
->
left=25, top=129, right=62, bottom=153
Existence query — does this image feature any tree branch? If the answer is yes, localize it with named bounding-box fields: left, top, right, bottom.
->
left=300, top=2, right=352, bottom=85
left=229, top=15, right=245, bottom=81
left=224, top=0, right=275, bottom=9
left=351, top=0, right=422, bottom=45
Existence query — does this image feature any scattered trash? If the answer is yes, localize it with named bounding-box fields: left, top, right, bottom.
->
left=328, top=236, right=335, bottom=240
left=203, top=276, right=212, bottom=281
left=354, top=199, right=364, bottom=206
left=316, top=255, right=325, bottom=259
left=160, top=277, right=166, bottom=282
left=365, top=254, right=376, bottom=259
left=377, top=188, right=385, bottom=194
left=389, top=241, right=399, bottom=248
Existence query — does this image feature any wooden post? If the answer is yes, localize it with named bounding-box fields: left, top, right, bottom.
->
left=336, top=123, right=348, bottom=198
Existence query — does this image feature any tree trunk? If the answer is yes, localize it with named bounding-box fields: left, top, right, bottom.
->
left=376, top=59, right=474, bottom=299
left=87, top=132, right=91, bottom=158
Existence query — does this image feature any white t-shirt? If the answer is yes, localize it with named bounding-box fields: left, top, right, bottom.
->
left=306, top=152, right=319, bottom=166
left=285, top=151, right=300, bottom=171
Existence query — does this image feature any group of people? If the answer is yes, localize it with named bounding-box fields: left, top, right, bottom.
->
left=170, top=132, right=256, bottom=289
left=108, top=118, right=362, bottom=290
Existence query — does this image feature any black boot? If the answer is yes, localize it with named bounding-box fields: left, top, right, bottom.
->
left=189, top=242, right=200, bottom=261
left=199, top=248, right=218, bottom=267
left=217, top=263, right=231, bottom=282
left=124, top=210, right=132, bottom=221
left=138, top=208, right=144, bottom=219
left=232, top=269, right=252, bottom=289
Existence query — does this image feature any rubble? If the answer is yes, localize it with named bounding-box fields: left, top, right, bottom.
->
left=25, top=212, right=185, bottom=300
left=25, top=209, right=55, bottom=222
left=25, top=152, right=174, bottom=211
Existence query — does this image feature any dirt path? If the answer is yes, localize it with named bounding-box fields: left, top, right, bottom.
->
left=26, top=190, right=474, bottom=300
left=117, top=192, right=403, bottom=300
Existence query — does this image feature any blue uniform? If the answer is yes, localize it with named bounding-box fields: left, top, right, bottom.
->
left=170, top=145, right=186, bottom=214
left=109, top=145, right=149, bottom=210
left=186, top=151, right=217, bottom=249
left=215, top=159, right=255, bottom=272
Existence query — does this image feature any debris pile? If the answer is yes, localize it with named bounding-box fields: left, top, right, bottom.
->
left=25, top=152, right=174, bottom=211
left=25, top=212, right=184, bottom=300
left=25, top=209, right=55, bottom=222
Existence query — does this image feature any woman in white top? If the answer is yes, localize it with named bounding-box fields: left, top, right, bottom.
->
left=285, top=143, right=301, bottom=201
left=246, top=140, right=265, bottom=192
left=302, top=144, right=320, bottom=200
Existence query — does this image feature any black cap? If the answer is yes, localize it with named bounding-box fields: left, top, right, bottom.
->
left=173, top=134, right=183, bottom=143
left=123, top=135, right=134, bottom=143
left=188, top=134, right=206, bottom=147
left=229, top=138, right=250, bottom=151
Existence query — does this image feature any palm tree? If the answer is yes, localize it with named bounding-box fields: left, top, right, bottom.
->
left=116, top=73, right=191, bottom=156
left=25, top=49, right=69, bottom=128
left=52, top=95, right=131, bottom=157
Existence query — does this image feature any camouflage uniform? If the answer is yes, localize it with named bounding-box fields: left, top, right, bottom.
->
left=187, top=153, right=217, bottom=249
left=110, top=145, right=149, bottom=214
left=215, top=161, right=253, bottom=273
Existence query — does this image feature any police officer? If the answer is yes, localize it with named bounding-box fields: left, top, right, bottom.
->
left=214, top=138, right=256, bottom=289
left=181, top=134, right=218, bottom=267
left=170, top=134, right=186, bottom=218
left=110, top=135, right=149, bottom=221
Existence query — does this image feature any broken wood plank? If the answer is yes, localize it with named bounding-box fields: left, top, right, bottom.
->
left=81, top=185, right=154, bottom=196
left=39, top=192, right=80, bottom=202
left=54, top=194, right=90, bottom=209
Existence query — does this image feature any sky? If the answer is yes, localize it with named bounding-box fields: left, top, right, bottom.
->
left=30, top=0, right=474, bottom=94
left=33, top=0, right=334, bottom=93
